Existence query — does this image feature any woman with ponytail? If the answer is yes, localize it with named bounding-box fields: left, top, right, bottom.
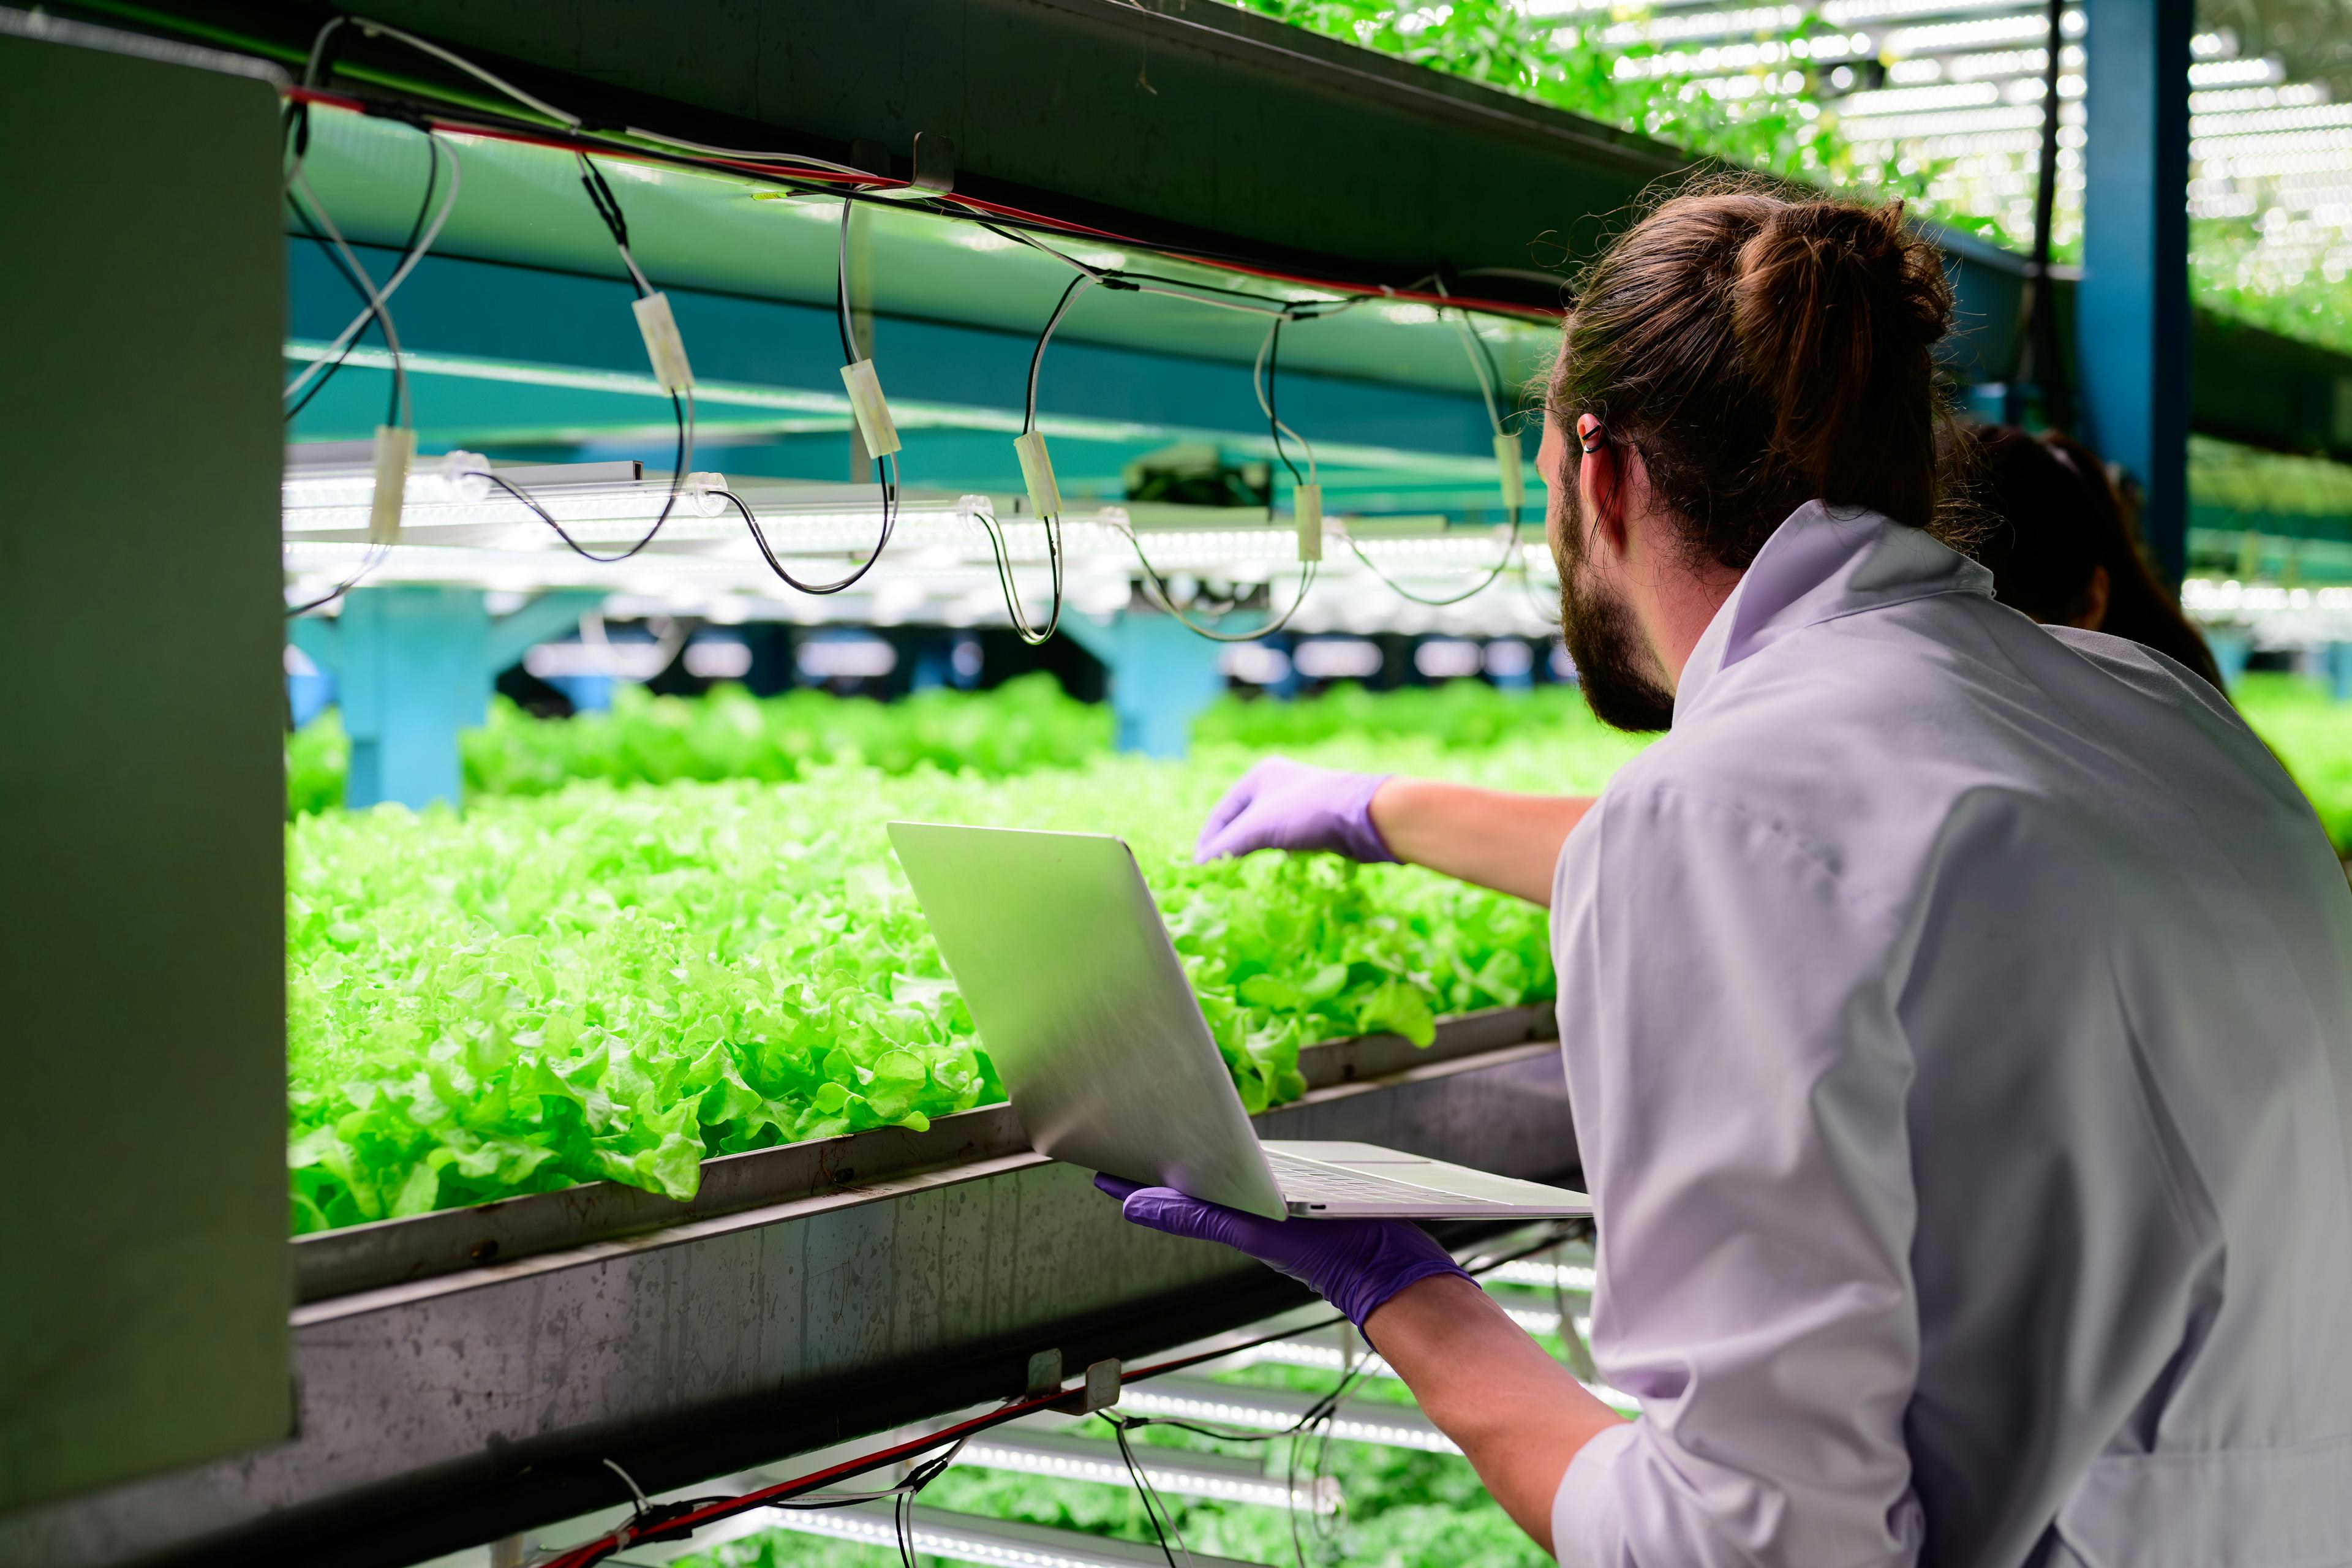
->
left=1109, top=182, right=2352, bottom=1567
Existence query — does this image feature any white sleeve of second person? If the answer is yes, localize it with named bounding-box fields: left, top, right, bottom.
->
left=1547, top=783, right=1926, bottom=1568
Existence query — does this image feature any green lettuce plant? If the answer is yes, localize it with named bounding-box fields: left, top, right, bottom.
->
left=286, top=733, right=1578, bottom=1232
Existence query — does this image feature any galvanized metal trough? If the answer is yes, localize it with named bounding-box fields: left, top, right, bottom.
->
left=4, top=1006, right=1577, bottom=1568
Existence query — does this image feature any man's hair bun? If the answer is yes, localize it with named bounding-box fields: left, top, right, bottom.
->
left=1548, top=179, right=1959, bottom=570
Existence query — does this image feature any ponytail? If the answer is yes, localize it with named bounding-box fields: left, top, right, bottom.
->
left=1550, top=179, right=1959, bottom=569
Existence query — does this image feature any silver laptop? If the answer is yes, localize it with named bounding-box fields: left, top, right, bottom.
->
left=888, top=821, right=1591, bottom=1221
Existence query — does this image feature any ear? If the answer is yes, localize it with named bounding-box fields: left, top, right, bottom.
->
left=1578, top=439, right=1632, bottom=559
left=2069, top=564, right=2111, bottom=631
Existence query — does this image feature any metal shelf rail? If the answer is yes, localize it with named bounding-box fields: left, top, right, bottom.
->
left=2, top=1006, right=1578, bottom=1568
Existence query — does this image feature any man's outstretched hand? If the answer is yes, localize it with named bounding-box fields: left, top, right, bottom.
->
left=1193, top=758, right=1396, bottom=864
left=1095, top=1173, right=1468, bottom=1329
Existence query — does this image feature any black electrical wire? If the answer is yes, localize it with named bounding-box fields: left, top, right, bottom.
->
left=1109, top=1414, right=1191, bottom=1568
left=282, top=543, right=391, bottom=619
left=579, top=154, right=641, bottom=290
left=973, top=270, right=1095, bottom=645
left=1026, top=272, right=1092, bottom=436
left=1266, top=311, right=1303, bottom=491
left=716, top=483, right=896, bottom=594
left=472, top=152, right=692, bottom=563
left=837, top=195, right=862, bottom=366
left=1340, top=517, right=1521, bottom=608
left=284, top=189, right=394, bottom=371
left=478, top=401, right=687, bottom=564
left=818, top=192, right=902, bottom=591
left=285, top=131, right=440, bottom=426
left=1333, top=304, right=1525, bottom=609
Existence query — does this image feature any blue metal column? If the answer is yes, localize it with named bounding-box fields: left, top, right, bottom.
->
left=2078, top=0, right=2193, bottom=582
left=337, top=586, right=492, bottom=809
left=293, top=587, right=606, bottom=809
left=1062, top=612, right=1234, bottom=758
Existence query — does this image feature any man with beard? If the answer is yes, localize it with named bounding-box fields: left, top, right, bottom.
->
left=1101, top=183, right=2352, bottom=1567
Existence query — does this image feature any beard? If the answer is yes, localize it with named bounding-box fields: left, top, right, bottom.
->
left=1553, top=496, right=1678, bottom=734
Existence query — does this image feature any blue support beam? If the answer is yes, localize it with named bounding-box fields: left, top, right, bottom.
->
left=1061, top=612, right=1236, bottom=758
left=2078, top=0, right=2193, bottom=584
left=336, top=586, right=491, bottom=810
left=294, top=589, right=607, bottom=808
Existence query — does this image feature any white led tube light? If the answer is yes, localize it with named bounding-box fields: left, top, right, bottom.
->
left=957, top=1425, right=1339, bottom=1513
left=739, top=1499, right=1270, bottom=1568
left=1117, top=1375, right=1458, bottom=1453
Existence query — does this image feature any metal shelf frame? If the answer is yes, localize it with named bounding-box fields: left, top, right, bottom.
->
left=4, top=1006, right=1577, bottom=1568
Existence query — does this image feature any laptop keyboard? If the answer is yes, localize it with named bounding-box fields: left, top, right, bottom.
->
left=1264, top=1151, right=1454, bottom=1206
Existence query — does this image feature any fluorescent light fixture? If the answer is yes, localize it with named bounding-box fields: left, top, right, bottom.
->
left=1291, top=638, right=1384, bottom=680
left=1412, top=638, right=1483, bottom=679
left=796, top=635, right=899, bottom=680
left=524, top=640, right=674, bottom=680
left=1482, top=639, right=1536, bottom=678
left=726, top=1499, right=1268, bottom=1568
left=2182, top=578, right=2352, bottom=643
left=956, top=1423, right=1339, bottom=1513
left=683, top=638, right=753, bottom=679
left=1220, top=643, right=1293, bottom=685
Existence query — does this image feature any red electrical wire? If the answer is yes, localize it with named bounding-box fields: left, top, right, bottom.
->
left=531, top=1336, right=1267, bottom=1568
left=279, top=85, right=1562, bottom=325
left=525, top=1221, right=1581, bottom=1566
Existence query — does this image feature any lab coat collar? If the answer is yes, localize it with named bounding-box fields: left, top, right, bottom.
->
left=1672, top=502, right=1993, bottom=723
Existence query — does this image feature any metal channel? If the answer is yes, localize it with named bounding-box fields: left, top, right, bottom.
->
left=4, top=1015, right=1575, bottom=1568
left=292, top=1002, right=1556, bottom=1305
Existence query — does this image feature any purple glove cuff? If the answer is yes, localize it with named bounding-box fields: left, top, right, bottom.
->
left=1327, top=771, right=1400, bottom=865
left=1097, top=1173, right=1472, bottom=1331
left=1323, top=1248, right=1474, bottom=1331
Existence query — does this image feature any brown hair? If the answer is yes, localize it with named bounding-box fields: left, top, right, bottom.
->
left=1547, top=179, right=1958, bottom=570
left=1948, top=423, right=2227, bottom=692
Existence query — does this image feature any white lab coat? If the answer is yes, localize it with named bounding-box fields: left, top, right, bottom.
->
left=1546, top=503, right=2352, bottom=1568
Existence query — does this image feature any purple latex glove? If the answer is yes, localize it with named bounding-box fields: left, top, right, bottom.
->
left=1095, top=1174, right=1469, bottom=1329
left=1193, top=758, right=1396, bottom=864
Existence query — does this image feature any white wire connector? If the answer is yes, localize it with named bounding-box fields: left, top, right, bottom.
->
left=631, top=293, right=695, bottom=393
left=369, top=424, right=415, bottom=546
left=441, top=448, right=491, bottom=503
left=1294, top=483, right=1325, bottom=562
left=840, top=359, right=902, bottom=458
left=685, top=470, right=731, bottom=517
left=1014, top=430, right=1063, bottom=519
left=1494, top=432, right=1526, bottom=512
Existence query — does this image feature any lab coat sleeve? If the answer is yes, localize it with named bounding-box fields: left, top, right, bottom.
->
left=1548, top=783, right=1924, bottom=1568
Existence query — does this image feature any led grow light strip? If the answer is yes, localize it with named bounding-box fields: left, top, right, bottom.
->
left=956, top=1429, right=1339, bottom=1513
left=724, top=1499, right=1270, bottom=1568
left=1117, top=1376, right=1458, bottom=1453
